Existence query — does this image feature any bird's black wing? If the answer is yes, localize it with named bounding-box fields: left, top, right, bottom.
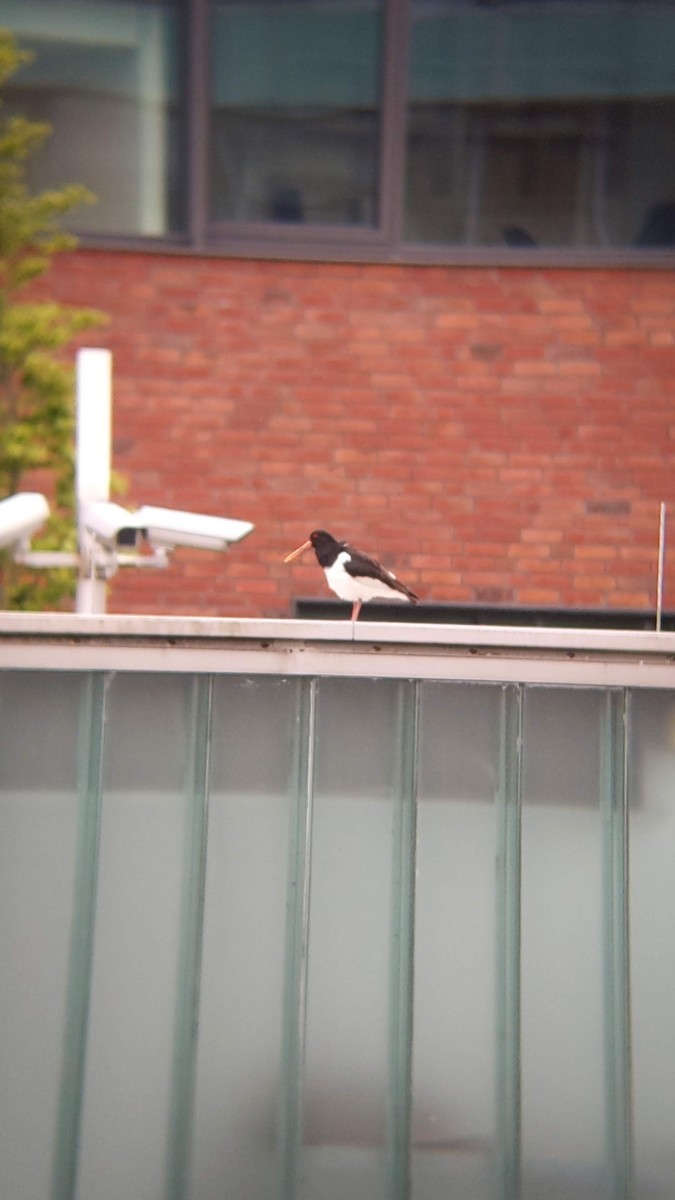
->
left=342, top=543, right=418, bottom=602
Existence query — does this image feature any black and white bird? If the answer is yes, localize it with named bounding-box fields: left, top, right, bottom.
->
left=284, top=529, right=418, bottom=621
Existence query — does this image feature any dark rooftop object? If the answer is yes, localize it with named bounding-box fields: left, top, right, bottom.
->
left=293, top=599, right=675, bottom=632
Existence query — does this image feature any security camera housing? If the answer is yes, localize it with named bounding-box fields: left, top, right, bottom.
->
left=136, top=505, right=254, bottom=551
left=0, top=492, right=50, bottom=550
left=81, top=500, right=254, bottom=553
left=80, top=501, right=144, bottom=548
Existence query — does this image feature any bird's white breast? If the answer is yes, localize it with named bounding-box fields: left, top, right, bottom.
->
left=324, top=551, right=407, bottom=603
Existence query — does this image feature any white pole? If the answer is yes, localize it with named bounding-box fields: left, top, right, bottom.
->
left=656, top=501, right=667, bottom=632
left=75, top=349, right=112, bottom=614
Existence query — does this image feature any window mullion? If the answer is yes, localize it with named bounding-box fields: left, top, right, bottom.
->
left=378, top=0, right=412, bottom=249
left=187, top=0, right=210, bottom=248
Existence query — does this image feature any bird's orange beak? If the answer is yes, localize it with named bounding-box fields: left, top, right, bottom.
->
left=283, top=539, right=312, bottom=563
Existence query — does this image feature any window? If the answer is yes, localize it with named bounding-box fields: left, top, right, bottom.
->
left=2, top=0, right=184, bottom=238
left=404, top=0, right=675, bottom=251
left=4, top=0, right=675, bottom=261
left=208, top=0, right=384, bottom=228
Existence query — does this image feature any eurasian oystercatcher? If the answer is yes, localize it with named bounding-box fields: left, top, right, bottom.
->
left=284, top=529, right=419, bottom=621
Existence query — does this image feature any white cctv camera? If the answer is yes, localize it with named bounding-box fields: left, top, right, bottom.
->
left=0, top=492, right=50, bottom=550
left=135, top=505, right=254, bottom=551
left=80, top=500, right=144, bottom=549
left=81, top=500, right=254, bottom=554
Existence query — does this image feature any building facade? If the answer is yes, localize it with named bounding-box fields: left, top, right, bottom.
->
left=3, top=1, right=675, bottom=617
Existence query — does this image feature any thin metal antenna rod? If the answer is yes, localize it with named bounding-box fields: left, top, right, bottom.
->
left=656, top=502, right=666, bottom=632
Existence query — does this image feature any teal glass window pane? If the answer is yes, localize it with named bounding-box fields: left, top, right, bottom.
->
left=0, top=671, right=84, bottom=1200
left=75, top=673, right=195, bottom=1200
left=209, top=0, right=383, bottom=226
left=189, top=676, right=298, bottom=1200
left=629, top=689, right=675, bottom=1200
left=520, top=688, right=608, bottom=1200
left=405, top=0, right=675, bottom=249
left=1, top=0, right=183, bottom=236
left=413, top=682, right=501, bottom=1200
left=301, top=678, right=402, bottom=1200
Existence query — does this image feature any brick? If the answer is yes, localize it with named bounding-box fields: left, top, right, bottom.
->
left=538, top=298, right=585, bottom=315
left=512, top=360, right=559, bottom=377
left=558, top=360, right=602, bottom=377
left=516, top=588, right=562, bottom=606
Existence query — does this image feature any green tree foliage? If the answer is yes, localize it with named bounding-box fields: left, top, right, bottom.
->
left=0, top=29, right=106, bottom=609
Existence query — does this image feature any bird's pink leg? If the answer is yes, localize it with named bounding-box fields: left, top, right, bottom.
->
left=351, top=599, right=362, bottom=622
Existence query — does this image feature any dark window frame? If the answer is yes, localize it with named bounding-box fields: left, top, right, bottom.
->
left=75, top=0, right=675, bottom=269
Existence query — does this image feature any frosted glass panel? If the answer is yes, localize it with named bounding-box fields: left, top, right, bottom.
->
left=413, top=683, right=501, bottom=1200
left=302, top=678, right=401, bottom=1200
left=0, top=672, right=83, bottom=1200
left=5, top=661, right=675, bottom=1200
left=189, top=677, right=297, bottom=1200
left=630, top=690, right=675, bottom=1200
left=76, top=674, right=193, bottom=1200
left=521, top=688, right=608, bottom=1200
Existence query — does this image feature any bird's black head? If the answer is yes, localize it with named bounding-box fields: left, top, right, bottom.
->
left=308, top=530, right=342, bottom=566
left=284, top=529, right=341, bottom=566
left=308, top=529, right=337, bottom=548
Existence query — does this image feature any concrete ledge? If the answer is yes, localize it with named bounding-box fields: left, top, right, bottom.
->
left=1, top=610, right=675, bottom=661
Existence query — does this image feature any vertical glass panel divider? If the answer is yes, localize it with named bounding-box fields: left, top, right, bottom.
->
left=386, top=679, right=419, bottom=1200
left=51, top=672, right=110, bottom=1200
left=601, top=690, right=633, bottom=1200
left=278, top=677, right=317, bottom=1200
left=379, top=0, right=411, bottom=243
left=166, top=674, right=214, bottom=1200
left=495, top=684, right=523, bottom=1200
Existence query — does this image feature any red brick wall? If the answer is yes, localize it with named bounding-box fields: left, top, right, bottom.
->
left=41, top=249, right=675, bottom=617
